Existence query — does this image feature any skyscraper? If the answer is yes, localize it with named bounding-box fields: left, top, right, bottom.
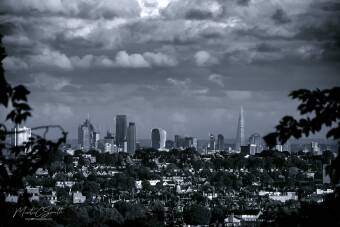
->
left=151, top=128, right=167, bottom=150
left=209, top=134, right=215, bottom=150
left=249, top=133, right=263, bottom=154
left=174, top=135, right=185, bottom=149
left=115, top=115, right=127, bottom=149
left=78, top=119, right=95, bottom=151
left=249, top=133, right=262, bottom=147
left=235, top=106, right=245, bottom=151
left=217, top=134, right=224, bottom=150
left=127, top=122, right=136, bottom=154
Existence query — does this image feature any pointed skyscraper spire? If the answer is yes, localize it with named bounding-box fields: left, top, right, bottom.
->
left=235, top=106, right=245, bottom=151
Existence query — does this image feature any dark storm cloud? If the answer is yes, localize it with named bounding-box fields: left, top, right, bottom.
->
left=237, top=0, right=251, bottom=7
left=255, top=43, right=281, bottom=53
left=319, top=2, right=340, bottom=12
left=1, top=0, right=340, bottom=139
left=272, top=9, right=291, bottom=25
left=185, top=9, right=214, bottom=20
left=0, top=0, right=141, bottom=19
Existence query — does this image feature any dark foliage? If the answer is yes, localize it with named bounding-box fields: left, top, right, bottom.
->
left=263, top=87, right=340, bottom=226
left=264, top=87, right=340, bottom=147
left=0, top=35, right=67, bottom=225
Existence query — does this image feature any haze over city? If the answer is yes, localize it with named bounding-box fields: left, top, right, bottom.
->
left=1, top=0, right=339, bottom=139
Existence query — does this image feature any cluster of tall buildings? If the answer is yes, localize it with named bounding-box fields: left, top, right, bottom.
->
left=76, top=107, right=294, bottom=154
left=77, top=115, right=136, bottom=154
left=206, top=134, right=225, bottom=151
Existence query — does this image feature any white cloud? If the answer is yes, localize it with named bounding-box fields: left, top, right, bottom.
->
left=3, top=56, right=29, bottom=71
left=71, top=51, right=177, bottom=68
left=194, top=50, right=218, bottom=66
left=208, top=74, right=224, bottom=87
left=29, top=73, right=79, bottom=91
left=137, top=0, right=171, bottom=18
left=296, top=45, right=324, bottom=60
left=28, top=48, right=73, bottom=70
left=115, top=51, right=151, bottom=68
left=143, top=51, right=177, bottom=67
left=167, top=78, right=191, bottom=88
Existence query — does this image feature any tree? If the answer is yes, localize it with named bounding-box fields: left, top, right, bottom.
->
left=263, top=87, right=340, bottom=227
left=82, top=181, right=100, bottom=199
left=264, top=87, right=340, bottom=147
left=0, top=35, right=66, bottom=205
left=183, top=204, right=211, bottom=225
left=264, top=87, right=340, bottom=186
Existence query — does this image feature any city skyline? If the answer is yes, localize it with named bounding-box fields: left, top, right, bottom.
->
left=1, top=0, right=339, bottom=139
left=1, top=1, right=339, bottom=226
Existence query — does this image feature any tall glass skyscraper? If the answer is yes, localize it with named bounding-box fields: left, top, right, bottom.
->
left=209, top=134, right=215, bottom=150
left=115, top=115, right=127, bottom=149
left=217, top=134, right=224, bottom=150
left=151, top=128, right=166, bottom=150
left=78, top=119, right=95, bottom=151
left=127, top=122, right=136, bottom=154
left=235, top=106, right=245, bottom=151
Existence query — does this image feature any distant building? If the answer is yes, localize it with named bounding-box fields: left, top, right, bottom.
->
left=174, top=135, right=185, bottom=149
left=311, top=141, right=321, bottom=155
left=283, top=143, right=291, bottom=153
left=127, top=122, right=136, bottom=154
left=183, top=137, right=192, bottom=148
left=323, top=164, right=331, bottom=184
left=165, top=140, right=174, bottom=149
left=115, top=115, right=127, bottom=149
left=11, top=126, right=31, bottom=146
left=217, top=134, right=224, bottom=150
left=73, top=191, right=86, bottom=204
left=98, top=131, right=116, bottom=153
left=235, top=106, right=245, bottom=151
left=224, top=214, right=241, bottom=226
left=93, top=131, right=100, bottom=149
left=249, top=144, right=257, bottom=155
left=151, top=128, right=166, bottom=150
left=208, top=134, right=215, bottom=150
left=192, top=137, right=198, bottom=149
left=249, top=133, right=262, bottom=146
left=78, top=119, right=96, bottom=151
left=275, top=145, right=283, bottom=152
left=248, top=133, right=263, bottom=154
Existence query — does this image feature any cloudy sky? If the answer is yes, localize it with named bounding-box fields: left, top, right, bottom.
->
left=1, top=0, right=339, bottom=140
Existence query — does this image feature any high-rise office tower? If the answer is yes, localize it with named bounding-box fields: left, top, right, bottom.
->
left=209, top=134, right=215, bottom=150
left=151, top=128, right=166, bottom=150
left=192, top=137, right=198, bottom=150
left=248, top=133, right=263, bottom=154
left=78, top=119, right=95, bottom=151
left=127, top=122, right=136, bottom=154
left=174, top=135, right=185, bottom=149
left=184, top=137, right=193, bottom=148
left=235, top=106, right=245, bottom=151
left=249, top=133, right=261, bottom=146
left=11, top=126, right=31, bottom=146
left=115, top=115, right=127, bottom=148
left=217, top=134, right=224, bottom=150
left=93, top=131, right=100, bottom=149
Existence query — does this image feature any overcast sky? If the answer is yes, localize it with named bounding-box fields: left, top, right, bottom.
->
left=1, top=0, right=339, bottom=140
